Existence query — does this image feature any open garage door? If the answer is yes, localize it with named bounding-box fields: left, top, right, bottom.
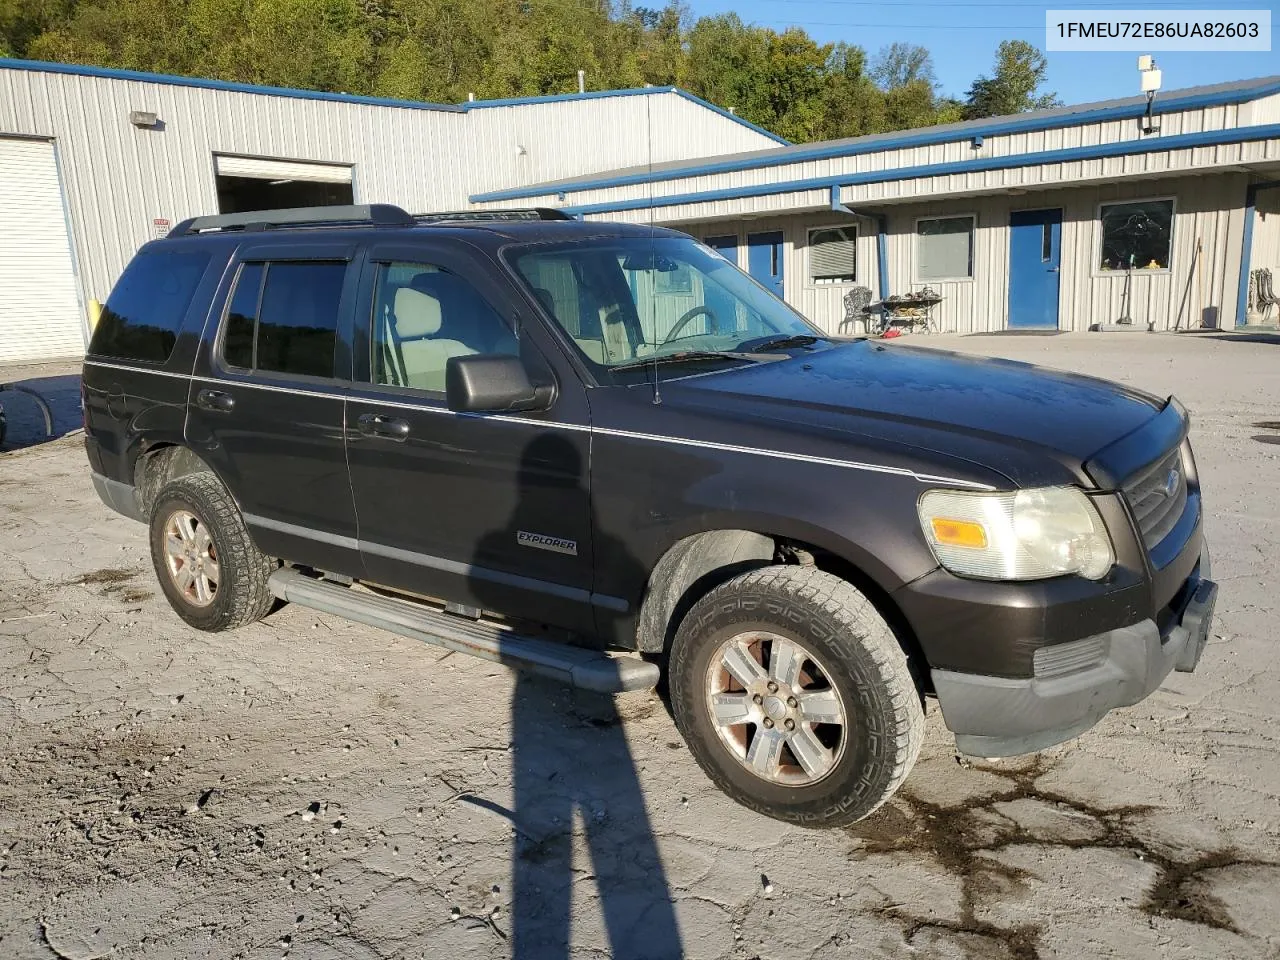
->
left=214, top=154, right=354, bottom=214
left=0, top=138, right=84, bottom=362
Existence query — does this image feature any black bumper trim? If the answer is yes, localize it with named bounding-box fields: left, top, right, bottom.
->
left=932, top=549, right=1216, bottom=758
left=91, top=473, right=144, bottom=523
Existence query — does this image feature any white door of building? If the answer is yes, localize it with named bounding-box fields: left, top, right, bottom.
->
left=0, top=138, right=83, bottom=363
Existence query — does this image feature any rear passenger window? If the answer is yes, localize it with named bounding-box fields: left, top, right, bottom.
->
left=219, top=261, right=345, bottom=379
left=90, top=250, right=211, bottom=363
left=222, top=263, right=262, bottom=369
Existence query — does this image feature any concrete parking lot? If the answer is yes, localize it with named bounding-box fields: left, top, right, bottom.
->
left=1, top=332, right=1278, bottom=960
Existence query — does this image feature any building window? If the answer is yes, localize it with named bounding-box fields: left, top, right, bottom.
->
left=1099, top=199, right=1174, bottom=271
left=809, top=226, right=857, bottom=284
left=655, top=261, right=694, bottom=295
left=917, top=216, right=974, bottom=280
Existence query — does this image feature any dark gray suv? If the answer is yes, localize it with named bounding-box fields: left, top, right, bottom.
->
left=81, top=205, right=1216, bottom=827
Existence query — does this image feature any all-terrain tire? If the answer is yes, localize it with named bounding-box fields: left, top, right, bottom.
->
left=669, top=564, right=924, bottom=827
left=149, top=472, right=276, bottom=631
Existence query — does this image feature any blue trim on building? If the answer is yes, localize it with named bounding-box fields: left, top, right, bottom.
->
left=0, top=57, right=464, bottom=112
left=459, top=86, right=669, bottom=109
left=560, top=124, right=1280, bottom=217
left=670, top=91, right=790, bottom=145
left=471, top=78, right=1280, bottom=203
left=457, top=85, right=789, bottom=144
left=828, top=186, right=890, bottom=300
left=1237, top=180, right=1280, bottom=328
left=0, top=59, right=792, bottom=145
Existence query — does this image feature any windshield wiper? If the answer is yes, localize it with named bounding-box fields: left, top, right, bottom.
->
left=745, top=334, right=825, bottom=353
left=609, top=351, right=759, bottom=373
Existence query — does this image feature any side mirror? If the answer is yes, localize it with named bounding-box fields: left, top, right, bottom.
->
left=445, top=354, right=554, bottom=413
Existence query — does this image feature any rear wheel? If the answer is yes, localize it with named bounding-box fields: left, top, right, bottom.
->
left=149, top=472, right=275, bottom=631
left=669, top=565, right=923, bottom=826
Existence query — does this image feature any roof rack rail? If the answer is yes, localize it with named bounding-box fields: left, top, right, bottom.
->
left=168, top=204, right=415, bottom=238
left=413, top=207, right=575, bottom=223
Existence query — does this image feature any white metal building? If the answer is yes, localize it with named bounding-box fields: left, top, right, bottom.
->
left=4, top=59, right=1280, bottom=362
left=0, top=58, right=784, bottom=362
left=473, top=76, right=1280, bottom=336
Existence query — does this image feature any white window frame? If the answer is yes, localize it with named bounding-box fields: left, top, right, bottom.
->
left=806, top=224, right=858, bottom=287
left=1093, top=195, right=1176, bottom=278
left=914, top=214, right=976, bottom=283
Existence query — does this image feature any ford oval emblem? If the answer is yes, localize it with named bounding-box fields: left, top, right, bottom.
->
left=1161, top=468, right=1180, bottom=498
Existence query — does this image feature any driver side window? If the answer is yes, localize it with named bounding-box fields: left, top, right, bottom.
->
left=371, top=262, right=518, bottom=393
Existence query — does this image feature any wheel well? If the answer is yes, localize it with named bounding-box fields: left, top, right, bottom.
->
left=640, top=530, right=931, bottom=696
left=134, top=445, right=216, bottom=516
left=799, top=542, right=933, bottom=697
left=636, top=530, right=775, bottom=654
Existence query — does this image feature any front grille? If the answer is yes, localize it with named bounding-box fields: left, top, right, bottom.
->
left=1123, top=446, right=1188, bottom=549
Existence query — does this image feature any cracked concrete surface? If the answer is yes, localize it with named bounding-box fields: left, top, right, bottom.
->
left=1, top=333, right=1279, bottom=960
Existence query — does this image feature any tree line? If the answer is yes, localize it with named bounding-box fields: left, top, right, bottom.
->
left=0, top=0, right=1061, bottom=143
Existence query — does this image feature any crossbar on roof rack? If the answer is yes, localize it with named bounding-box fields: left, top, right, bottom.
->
left=168, top=204, right=415, bottom=237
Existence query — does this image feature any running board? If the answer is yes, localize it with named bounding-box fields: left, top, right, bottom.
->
left=267, top=567, right=658, bottom=694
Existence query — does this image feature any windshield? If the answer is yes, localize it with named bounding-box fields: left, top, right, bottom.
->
left=511, top=236, right=821, bottom=373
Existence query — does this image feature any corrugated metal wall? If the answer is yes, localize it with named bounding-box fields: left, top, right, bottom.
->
left=1248, top=185, right=1280, bottom=321
left=0, top=67, right=780, bottom=309
left=681, top=214, right=883, bottom=335
left=463, top=94, right=783, bottom=199
left=496, top=98, right=1275, bottom=211
left=675, top=173, right=1248, bottom=335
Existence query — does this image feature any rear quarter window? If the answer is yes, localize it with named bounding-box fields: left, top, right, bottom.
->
left=89, top=249, right=212, bottom=363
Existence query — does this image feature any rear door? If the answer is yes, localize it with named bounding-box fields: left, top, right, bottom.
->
left=343, top=238, right=599, bottom=636
left=187, top=239, right=363, bottom=576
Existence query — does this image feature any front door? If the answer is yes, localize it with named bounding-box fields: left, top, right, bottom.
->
left=343, top=239, right=598, bottom=637
left=747, top=231, right=785, bottom=299
left=1008, top=208, right=1062, bottom=329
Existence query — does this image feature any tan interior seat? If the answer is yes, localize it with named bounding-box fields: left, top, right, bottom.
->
left=393, top=287, right=476, bottom=392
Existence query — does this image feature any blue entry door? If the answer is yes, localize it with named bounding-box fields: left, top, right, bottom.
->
left=1008, top=208, right=1062, bottom=329
left=747, top=231, right=785, bottom=299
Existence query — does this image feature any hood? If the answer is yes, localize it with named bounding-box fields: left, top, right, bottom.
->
left=678, top=341, right=1163, bottom=467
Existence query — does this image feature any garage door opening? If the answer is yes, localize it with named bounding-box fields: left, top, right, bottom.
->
left=213, top=155, right=353, bottom=214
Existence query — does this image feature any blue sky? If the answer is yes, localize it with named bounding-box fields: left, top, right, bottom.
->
left=683, top=0, right=1278, bottom=105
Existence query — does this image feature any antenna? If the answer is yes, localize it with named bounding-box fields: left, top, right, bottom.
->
left=1138, top=56, right=1162, bottom=134
left=646, top=91, right=661, bottom=405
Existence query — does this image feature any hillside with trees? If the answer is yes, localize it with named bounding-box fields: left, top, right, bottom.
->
left=0, top=0, right=1060, bottom=142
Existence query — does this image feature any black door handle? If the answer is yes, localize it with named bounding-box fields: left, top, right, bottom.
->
left=356, top=413, right=411, bottom=441
left=196, top=388, right=235, bottom=413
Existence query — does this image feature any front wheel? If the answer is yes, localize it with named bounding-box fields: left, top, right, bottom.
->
left=669, top=565, right=923, bottom=827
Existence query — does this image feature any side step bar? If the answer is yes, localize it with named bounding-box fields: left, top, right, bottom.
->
left=267, top=567, right=659, bottom=694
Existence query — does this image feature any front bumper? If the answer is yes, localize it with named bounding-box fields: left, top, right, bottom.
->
left=930, top=550, right=1216, bottom=757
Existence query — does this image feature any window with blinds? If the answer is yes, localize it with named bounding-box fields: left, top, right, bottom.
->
left=917, top=216, right=974, bottom=280
left=808, top=227, right=857, bottom=284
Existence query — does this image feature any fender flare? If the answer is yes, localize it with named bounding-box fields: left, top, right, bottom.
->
left=635, top=529, right=775, bottom=653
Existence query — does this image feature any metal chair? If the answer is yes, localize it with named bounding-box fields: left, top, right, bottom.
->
left=840, top=286, right=875, bottom=335
left=1253, top=269, right=1279, bottom=323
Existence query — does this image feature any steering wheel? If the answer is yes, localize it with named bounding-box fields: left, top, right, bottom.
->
left=660, top=305, right=720, bottom=346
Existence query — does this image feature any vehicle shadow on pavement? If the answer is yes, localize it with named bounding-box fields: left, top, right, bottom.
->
left=471, top=434, right=683, bottom=959
left=0, top=375, right=83, bottom=451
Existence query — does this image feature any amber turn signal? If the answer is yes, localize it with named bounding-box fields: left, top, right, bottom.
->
left=929, top=517, right=988, bottom=549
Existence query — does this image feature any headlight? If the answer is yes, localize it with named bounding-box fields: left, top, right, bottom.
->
left=918, top=486, right=1114, bottom=581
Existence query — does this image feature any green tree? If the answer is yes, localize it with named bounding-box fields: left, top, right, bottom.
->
left=964, top=39, right=1061, bottom=119
left=870, top=42, right=934, bottom=91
